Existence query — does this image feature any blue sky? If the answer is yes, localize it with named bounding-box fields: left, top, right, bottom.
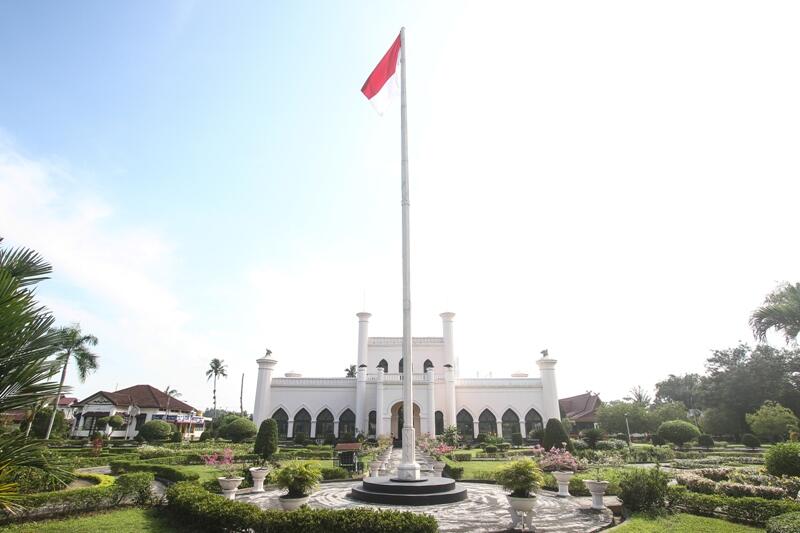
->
left=2, top=1, right=800, bottom=412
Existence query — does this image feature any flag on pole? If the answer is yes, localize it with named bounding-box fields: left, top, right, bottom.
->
left=361, top=33, right=402, bottom=115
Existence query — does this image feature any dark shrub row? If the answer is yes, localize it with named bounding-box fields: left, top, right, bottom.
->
left=667, top=486, right=800, bottom=525
left=166, top=482, right=438, bottom=532
left=110, top=459, right=199, bottom=482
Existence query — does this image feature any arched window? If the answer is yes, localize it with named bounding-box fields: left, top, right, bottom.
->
left=368, top=410, right=376, bottom=436
left=398, top=358, right=403, bottom=373
left=479, top=409, right=497, bottom=436
left=502, top=409, right=520, bottom=440
left=271, top=408, right=289, bottom=439
left=377, top=359, right=388, bottom=373
left=339, top=409, right=356, bottom=437
left=423, top=359, right=434, bottom=371
left=293, top=408, right=311, bottom=438
left=456, top=409, right=473, bottom=439
left=435, top=410, right=444, bottom=435
left=525, top=408, right=543, bottom=437
left=316, top=409, right=334, bottom=438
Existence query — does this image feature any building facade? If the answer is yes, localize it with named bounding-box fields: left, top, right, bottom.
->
left=253, top=312, right=561, bottom=442
left=71, top=384, right=207, bottom=440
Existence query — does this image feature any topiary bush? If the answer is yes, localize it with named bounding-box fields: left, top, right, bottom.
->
left=112, top=472, right=155, bottom=505
left=293, top=432, right=307, bottom=445
left=511, top=433, right=523, bottom=446
left=697, top=434, right=714, bottom=449
left=476, top=433, right=487, bottom=443
left=138, top=420, right=173, bottom=442
left=443, top=464, right=464, bottom=480
left=767, top=512, right=800, bottom=533
left=320, top=467, right=350, bottom=480
left=657, top=420, right=701, bottom=447
left=618, top=467, right=669, bottom=513
left=651, top=434, right=666, bottom=446
left=219, top=418, right=257, bottom=443
left=543, top=418, right=573, bottom=452
left=484, top=445, right=498, bottom=454
left=254, top=419, right=279, bottom=460
left=765, top=442, right=800, bottom=477
left=742, top=433, right=761, bottom=449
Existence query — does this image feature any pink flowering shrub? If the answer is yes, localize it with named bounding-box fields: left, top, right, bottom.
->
left=202, top=447, right=239, bottom=478
left=538, top=447, right=583, bottom=472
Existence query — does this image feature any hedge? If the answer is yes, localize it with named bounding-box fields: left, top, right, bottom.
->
left=110, top=459, right=199, bottom=482
left=166, top=482, right=438, bottom=532
left=767, top=512, right=800, bottom=533
left=320, top=467, right=350, bottom=480
left=1, top=474, right=116, bottom=522
left=667, top=486, right=800, bottom=525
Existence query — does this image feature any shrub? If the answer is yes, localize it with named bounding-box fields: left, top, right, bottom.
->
left=697, top=434, right=715, bottom=449
left=320, top=467, right=349, bottom=480
left=543, top=418, right=573, bottom=452
left=2, top=474, right=116, bottom=522
left=717, top=481, right=786, bottom=500
left=293, top=432, right=307, bottom=445
left=452, top=452, right=471, bottom=461
left=742, top=433, right=761, bottom=449
left=254, top=419, right=279, bottom=460
left=219, top=418, right=257, bottom=443
left=170, top=431, right=182, bottom=443
left=484, top=445, right=498, bottom=454
left=109, top=460, right=200, bottom=482
left=618, top=467, right=669, bottom=513
left=138, top=420, right=173, bottom=442
left=138, top=445, right=176, bottom=459
left=165, top=482, right=438, bottom=533
left=494, top=458, right=544, bottom=498
left=323, top=433, right=336, bottom=446
left=695, top=467, right=732, bottom=481
left=657, top=420, right=701, bottom=447
left=650, top=434, right=666, bottom=446
left=112, top=472, right=154, bottom=505
left=512, top=433, right=523, bottom=446
left=199, top=430, right=211, bottom=442
left=443, top=464, right=463, bottom=480
left=746, top=401, right=799, bottom=443
left=595, top=439, right=627, bottom=451
left=476, top=433, right=487, bottom=443
left=2, top=466, right=72, bottom=494
left=275, top=462, right=322, bottom=498
left=767, top=512, right=800, bottom=533
left=667, top=486, right=800, bottom=525
left=765, top=442, right=800, bottom=477
left=538, top=447, right=582, bottom=472
left=581, top=428, right=604, bottom=449
left=675, top=472, right=717, bottom=494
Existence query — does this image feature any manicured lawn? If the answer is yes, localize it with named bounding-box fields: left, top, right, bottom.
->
left=443, top=456, right=512, bottom=479
left=172, top=464, right=227, bottom=482
left=0, top=508, right=192, bottom=533
left=614, top=513, right=764, bottom=532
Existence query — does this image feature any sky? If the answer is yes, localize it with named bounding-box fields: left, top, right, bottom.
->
left=1, top=1, right=799, bottom=414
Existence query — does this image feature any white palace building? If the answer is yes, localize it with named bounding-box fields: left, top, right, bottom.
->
left=253, top=312, right=561, bottom=442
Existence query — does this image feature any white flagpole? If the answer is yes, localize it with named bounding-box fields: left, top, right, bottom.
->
left=398, top=26, right=420, bottom=480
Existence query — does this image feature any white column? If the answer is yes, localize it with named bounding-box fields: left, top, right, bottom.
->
left=473, top=420, right=479, bottom=438
left=287, top=420, right=294, bottom=438
left=496, top=420, right=503, bottom=438
left=253, top=352, right=278, bottom=428
left=426, top=368, right=436, bottom=436
left=375, top=368, right=385, bottom=436
left=445, top=364, right=456, bottom=427
left=356, top=312, right=370, bottom=434
left=310, top=420, right=317, bottom=438
left=536, top=356, right=561, bottom=423
left=519, top=419, right=526, bottom=438
left=334, top=420, right=340, bottom=437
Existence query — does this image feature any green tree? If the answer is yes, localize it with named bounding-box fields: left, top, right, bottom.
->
left=542, top=418, right=573, bottom=452
left=138, top=420, right=172, bottom=442
left=219, top=417, right=256, bottom=442
left=597, top=401, right=653, bottom=434
left=654, top=373, right=703, bottom=410
left=699, top=407, right=740, bottom=436
left=254, top=419, right=278, bottom=460
left=750, top=282, right=800, bottom=343
left=649, top=401, right=689, bottom=427
left=205, top=358, right=228, bottom=431
left=625, top=386, right=652, bottom=406
left=344, top=365, right=356, bottom=378
left=746, top=401, right=799, bottom=442
left=0, top=240, right=69, bottom=510
left=45, top=325, right=99, bottom=440
left=21, top=408, right=67, bottom=439
left=657, top=420, right=700, bottom=447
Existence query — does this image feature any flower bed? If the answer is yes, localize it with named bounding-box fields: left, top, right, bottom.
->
left=675, top=469, right=798, bottom=500
left=667, top=486, right=800, bottom=525
left=166, top=482, right=438, bottom=532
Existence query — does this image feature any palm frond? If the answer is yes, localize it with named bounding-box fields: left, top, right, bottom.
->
left=750, top=282, right=800, bottom=343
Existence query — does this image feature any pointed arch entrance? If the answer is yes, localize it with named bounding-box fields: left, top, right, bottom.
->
left=390, top=401, right=420, bottom=442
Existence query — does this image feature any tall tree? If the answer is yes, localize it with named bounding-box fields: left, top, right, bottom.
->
left=44, top=325, right=98, bottom=439
left=344, top=364, right=356, bottom=378
left=205, top=358, right=228, bottom=430
left=0, top=240, right=68, bottom=509
left=624, top=386, right=652, bottom=406
left=750, top=282, right=800, bottom=343
left=655, top=373, right=703, bottom=410
left=164, top=386, right=181, bottom=414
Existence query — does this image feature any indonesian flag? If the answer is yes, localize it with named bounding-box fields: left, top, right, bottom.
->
left=361, top=33, right=401, bottom=115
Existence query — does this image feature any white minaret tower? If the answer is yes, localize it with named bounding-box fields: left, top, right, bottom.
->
left=440, top=312, right=457, bottom=427
left=253, top=350, right=278, bottom=428
left=536, top=351, right=560, bottom=423
left=355, top=312, right=371, bottom=436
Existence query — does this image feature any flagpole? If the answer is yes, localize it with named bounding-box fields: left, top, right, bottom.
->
left=398, top=26, right=420, bottom=481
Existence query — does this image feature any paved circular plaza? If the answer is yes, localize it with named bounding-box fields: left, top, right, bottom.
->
left=238, top=481, right=613, bottom=532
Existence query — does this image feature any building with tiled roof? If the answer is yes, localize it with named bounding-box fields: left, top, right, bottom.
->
left=71, top=384, right=208, bottom=440
left=559, top=392, right=602, bottom=432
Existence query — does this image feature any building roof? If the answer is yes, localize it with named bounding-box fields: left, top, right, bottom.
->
left=335, top=442, right=362, bottom=451
left=75, top=385, right=196, bottom=413
left=559, top=392, right=602, bottom=423
left=58, top=395, right=78, bottom=407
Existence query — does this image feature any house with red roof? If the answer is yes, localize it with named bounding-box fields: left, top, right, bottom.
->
left=71, top=384, right=208, bottom=440
left=559, top=392, right=602, bottom=432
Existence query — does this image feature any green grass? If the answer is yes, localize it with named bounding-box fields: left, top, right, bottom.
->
left=614, top=513, right=764, bottom=532
left=0, top=508, right=193, bottom=533
left=171, top=464, right=227, bottom=482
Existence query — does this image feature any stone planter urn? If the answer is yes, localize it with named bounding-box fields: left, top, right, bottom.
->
left=249, top=467, right=270, bottom=493
left=369, top=461, right=382, bottom=477
left=583, top=480, right=609, bottom=510
left=217, top=476, right=244, bottom=500
left=279, top=495, right=310, bottom=511
left=433, top=461, right=446, bottom=477
left=506, top=495, right=536, bottom=530
left=552, top=471, right=574, bottom=497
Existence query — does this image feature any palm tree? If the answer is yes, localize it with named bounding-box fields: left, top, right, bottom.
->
left=625, top=385, right=652, bottom=406
left=206, top=358, right=228, bottom=430
left=750, top=282, right=800, bottom=343
left=44, top=325, right=98, bottom=440
left=345, top=364, right=356, bottom=378
left=164, top=386, right=181, bottom=415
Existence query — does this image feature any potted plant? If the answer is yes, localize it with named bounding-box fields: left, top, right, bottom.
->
left=539, top=446, right=582, bottom=497
left=275, top=462, right=322, bottom=510
left=203, top=448, right=244, bottom=499
left=583, top=455, right=621, bottom=510
left=495, top=458, right=544, bottom=527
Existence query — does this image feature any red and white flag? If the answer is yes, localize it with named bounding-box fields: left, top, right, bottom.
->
left=361, top=33, right=401, bottom=115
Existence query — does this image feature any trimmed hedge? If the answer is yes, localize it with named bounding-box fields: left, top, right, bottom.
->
left=451, top=453, right=472, bottom=461
left=166, top=482, right=438, bottom=532
left=667, top=486, right=800, bottom=525
left=767, top=512, right=800, bottom=533
left=320, top=467, right=350, bottom=480
left=110, top=459, right=199, bottom=482
left=1, top=474, right=120, bottom=522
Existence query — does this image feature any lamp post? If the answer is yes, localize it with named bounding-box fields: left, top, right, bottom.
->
left=624, top=413, right=632, bottom=448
